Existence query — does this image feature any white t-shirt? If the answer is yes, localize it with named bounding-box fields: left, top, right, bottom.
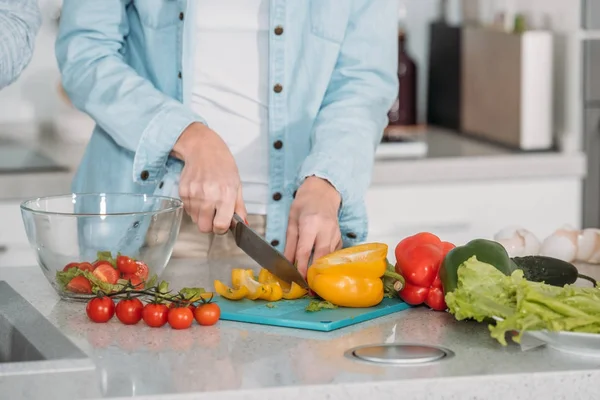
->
left=190, top=0, right=270, bottom=215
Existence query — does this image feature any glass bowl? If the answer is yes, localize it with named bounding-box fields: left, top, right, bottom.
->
left=20, top=193, right=184, bottom=302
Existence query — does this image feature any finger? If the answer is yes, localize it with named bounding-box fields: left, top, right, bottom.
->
left=334, top=235, right=343, bottom=251
left=313, top=229, right=335, bottom=264
left=295, top=224, right=317, bottom=278
left=213, top=190, right=236, bottom=235
left=179, top=184, right=195, bottom=223
left=284, top=218, right=299, bottom=264
left=196, top=201, right=216, bottom=233
left=233, top=187, right=248, bottom=226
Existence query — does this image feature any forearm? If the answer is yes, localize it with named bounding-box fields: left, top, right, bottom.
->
left=0, top=0, right=41, bottom=90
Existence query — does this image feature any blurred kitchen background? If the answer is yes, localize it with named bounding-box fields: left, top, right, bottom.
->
left=0, top=0, right=596, bottom=265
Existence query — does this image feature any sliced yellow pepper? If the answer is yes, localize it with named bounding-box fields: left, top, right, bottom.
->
left=307, top=243, right=390, bottom=308
left=214, top=280, right=249, bottom=300
left=258, top=269, right=308, bottom=300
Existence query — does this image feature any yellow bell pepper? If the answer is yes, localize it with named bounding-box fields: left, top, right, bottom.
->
left=258, top=269, right=308, bottom=300
left=214, top=280, right=249, bottom=300
left=307, top=243, right=401, bottom=308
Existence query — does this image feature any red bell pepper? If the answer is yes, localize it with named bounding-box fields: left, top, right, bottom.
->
left=394, top=233, right=455, bottom=311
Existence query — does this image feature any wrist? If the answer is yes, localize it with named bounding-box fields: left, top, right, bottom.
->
left=301, top=176, right=341, bottom=211
left=171, top=122, right=210, bottom=161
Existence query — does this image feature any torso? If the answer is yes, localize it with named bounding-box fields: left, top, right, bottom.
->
left=190, top=0, right=270, bottom=215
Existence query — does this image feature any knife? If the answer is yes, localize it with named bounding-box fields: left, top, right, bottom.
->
left=230, top=213, right=309, bottom=289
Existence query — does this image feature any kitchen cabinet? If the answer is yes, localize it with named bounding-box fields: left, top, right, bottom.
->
left=366, top=178, right=581, bottom=262
left=0, top=201, right=36, bottom=267
left=583, top=108, right=600, bottom=228
left=584, top=40, right=600, bottom=104
left=583, top=0, right=600, bottom=30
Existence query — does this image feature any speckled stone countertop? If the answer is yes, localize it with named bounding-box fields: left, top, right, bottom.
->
left=0, top=123, right=586, bottom=200
left=1, top=259, right=599, bottom=400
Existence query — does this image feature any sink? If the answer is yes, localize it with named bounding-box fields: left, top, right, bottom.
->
left=0, top=281, right=99, bottom=398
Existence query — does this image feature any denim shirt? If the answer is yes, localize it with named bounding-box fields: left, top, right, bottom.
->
left=0, top=0, right=41, bottom=90
left=56, top=0, right=398, bottom=252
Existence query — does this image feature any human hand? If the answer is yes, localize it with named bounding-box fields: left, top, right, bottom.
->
left=172, top=123, right=247, bottom=234
left=284, top=176, right=342, bottom=277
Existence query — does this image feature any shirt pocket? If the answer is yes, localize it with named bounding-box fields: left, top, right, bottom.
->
left=309, top=0, right=350, bottom=43
left=134, top=0, right=182, bottom=29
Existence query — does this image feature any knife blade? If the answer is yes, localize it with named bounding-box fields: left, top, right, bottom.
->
left=230, top=213, right=308, bottom=289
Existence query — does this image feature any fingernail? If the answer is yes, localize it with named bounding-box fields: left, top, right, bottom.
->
left=244, top=218, right=249, bottom=225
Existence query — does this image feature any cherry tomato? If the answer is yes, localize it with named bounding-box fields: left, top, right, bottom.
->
left=86, top=296, right=115, bottom=323
left=77, top=262, right=95, bottom=272
left=169, top=302, right=195, bottom=313
left=63, top=262, right=79, bottom=272
left=93, top=260, right=113, bottom=270
left=122, top=273, right=144, bottom=289
left=135, top=261, right=149, bottom=281
left=115, top=298, right=144, bottom=324
left=93, top=263, right=119, bottom=285
left=168, top=307, right=194, bottom=330
left=194, top=303, right=220, bottom=326
left=115, top=298, right=144, bottom=325
left=142, top=303, right=169, bottom=328
left=117, top=255, right=137, bottom=275
left=66, top=276, right=92, bottom=294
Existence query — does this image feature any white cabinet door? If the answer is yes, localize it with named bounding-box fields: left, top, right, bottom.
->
left=366, top=178, right=581, bottom=263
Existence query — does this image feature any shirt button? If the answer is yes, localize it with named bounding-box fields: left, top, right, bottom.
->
left=272, top=192, right=282, bottom=201
left=179, top=12, right=184, bottom=21
left=273, top=140, right=283, bottom=150
left=293, top=190, right=297, bottom=198
left=274, top=25, right=284, bottom=35
left=270, top=239, right=280, bottom=247
left=346, top=232, right=357, bottom=239
left=140, top=170, right=150, bottom=181
left=273, top=83, right=283, bottom=93
left=158, top=181, right=164, bottom=189
left=178, top=71, right=182, bottom=79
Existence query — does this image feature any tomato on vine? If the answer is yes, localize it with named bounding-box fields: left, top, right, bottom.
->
left=142, top=303, right=169, bottom=328
left=115, top=298, right=144, bottom=325
left=194, top=302, right=220, bottom=326
left=86, top=296, right=115, bottom=323
left=168, top=306, right=194, bottom=330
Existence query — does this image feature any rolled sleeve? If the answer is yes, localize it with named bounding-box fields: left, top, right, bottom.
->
left=0, top=0, right=41, bottom=90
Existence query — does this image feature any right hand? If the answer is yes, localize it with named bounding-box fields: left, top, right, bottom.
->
left=171, top=122, right=247, bottom=234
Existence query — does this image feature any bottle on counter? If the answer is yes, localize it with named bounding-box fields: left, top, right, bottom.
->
left=388, top=29, right=417, bottom=127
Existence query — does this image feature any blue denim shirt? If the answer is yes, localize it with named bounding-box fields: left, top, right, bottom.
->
left=56, top=0, right=398, bottom=251
left=0, top=0, right=41, bottom=90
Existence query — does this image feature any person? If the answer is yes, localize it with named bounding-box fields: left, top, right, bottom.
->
left=0, top=0, right=41, bottom=90
left=56, top=0, right=398, bottom=277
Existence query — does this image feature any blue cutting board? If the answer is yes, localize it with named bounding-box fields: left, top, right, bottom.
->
left=214, top=297, right=411, bottom=332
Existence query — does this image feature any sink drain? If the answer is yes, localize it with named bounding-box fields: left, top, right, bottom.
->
left=346, top=343, right=454, bottom=365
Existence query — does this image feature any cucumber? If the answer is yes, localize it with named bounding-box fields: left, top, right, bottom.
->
left=511, top=256, right=597, bottom=287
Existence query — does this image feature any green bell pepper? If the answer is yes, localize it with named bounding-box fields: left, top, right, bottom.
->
left=440, top=239, right=518, bottom=294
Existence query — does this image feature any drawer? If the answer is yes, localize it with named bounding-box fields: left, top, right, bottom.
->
left=0, top=201, right=29, bottom=246
left=366, top=178, right=582, bottom=254
left=584, top=40, right=600, bottom=103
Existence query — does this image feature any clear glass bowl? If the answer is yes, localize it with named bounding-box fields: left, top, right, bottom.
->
left=20, top=193, right=184, bottom=301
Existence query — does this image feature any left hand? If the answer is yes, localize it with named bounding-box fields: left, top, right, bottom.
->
left=284, top=176, right=343, bottom=278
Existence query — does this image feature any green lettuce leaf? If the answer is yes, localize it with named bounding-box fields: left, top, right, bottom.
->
left=305, top=300, right=337, bottom=312
left=445, top=255, right=600, bottom=346
left=445, top=256, right=518, bottom=322
left=56, top=268, right=124, bottom=294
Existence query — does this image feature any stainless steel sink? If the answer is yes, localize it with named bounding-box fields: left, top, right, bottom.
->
left=0, top=281, right=99, bottom=398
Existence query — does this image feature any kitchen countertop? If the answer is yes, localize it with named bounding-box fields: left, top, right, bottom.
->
left=0, top=123, right=586, bottom=200
left=1, top=259, right=599, bottom=400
